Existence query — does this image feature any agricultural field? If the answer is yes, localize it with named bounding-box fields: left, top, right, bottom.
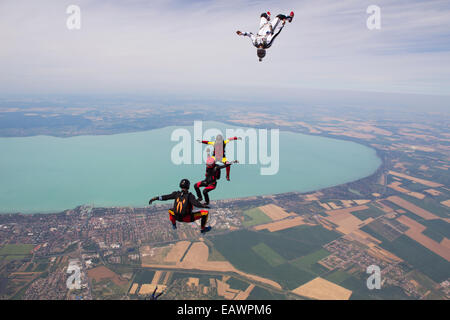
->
left=210, top=226, right=341, bottom=290
left=0, top=244, right=34, bottom=262
left=242, top=208, right=272, bottom=227
left=251, top=243, right=286, bottom=267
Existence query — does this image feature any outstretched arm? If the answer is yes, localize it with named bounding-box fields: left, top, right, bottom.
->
left=217, top=160, right=238, bottom=170
left=237, top=31, right=254, bottom=38
left=224, top=136, right=242, bottom=144
left=196, top=139, right=214, bottom=145
left=149, top=191, right=177, bottom=205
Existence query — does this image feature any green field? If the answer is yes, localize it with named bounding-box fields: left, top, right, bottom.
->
left=227, top=277, right=250, bottom=291
left=205, top=239, right=227, bottom=261
left=323, top=270, right=352, bottom=285
left=133, top=270, right=156, bottom=284
left=210, top=226, right=340, bottom=290
left=0, top=244, right=34, bottom=256
left=246, top=286, right=288, bottom=300
left=242, top=208, right=272, bottom=227
left=349, top=205, right=386, bottom=220
left=251, top=243, right=286, bottom=267
left=291, top=249, right=330, bottom=274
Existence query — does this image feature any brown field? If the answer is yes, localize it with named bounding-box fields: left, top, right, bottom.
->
left=292, top=277, right=352, bottom=300
left=353, top=199, right=371, bottom=205
left=388, top=181, right=411, bottom=193
left=164, top=241, right=191, bottom=263
left=344, top=229, right=382, bottom=246
left=295, top=121, right=321, bottom=134
left=355, top=124, right=392, bottom=136
left=327, top=202, right=342, bottom=210
left=386, top=196, right=439, bottom=220
left=397, top=215, right=426, bottom=233
left=151, top=270, right=163, bottom=285
left=388, top=171, right=443, bottom=188
left=142, top=241, right=282, bottom=290
left=408, top=192, right=426, bottom=200
left=253, top=216, right=314, bottom=232
left=424, top=189, right=441, bottom=196
left=216, top=279, right=241, bottom=300
left=187, top=277, right=199, bottom=287
left=162, top=271, right=171, bottom=285
left=258, top=204, right=295, bottom=221
left=234, top=284, right=256, bottom=300
left=129, top=283, right=138, bottom=295
left=304, top=193, right=320, bottom=201
left=139, top=284, right=166, bottom=295
left=87, top=266, right=128, bottom=287
left=319, top=202, right=332, bottom=210
left=375, top=201, right=394, bottom=213
left=393, top=162, right=407, bottom=171
left=340, top=200, right=354, bottom=208
left=324, top=205, right=373, bottom=235
left=440, top=200, right=450, bottom=208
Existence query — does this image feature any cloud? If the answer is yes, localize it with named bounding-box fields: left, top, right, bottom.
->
left=0, top=0, right=449, bottom=96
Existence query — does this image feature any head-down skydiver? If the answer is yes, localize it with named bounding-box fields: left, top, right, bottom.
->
left=236, top=11, right=294, bottom=61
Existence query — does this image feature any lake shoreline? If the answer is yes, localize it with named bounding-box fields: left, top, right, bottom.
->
left=0, top=122, right=382, bottom=214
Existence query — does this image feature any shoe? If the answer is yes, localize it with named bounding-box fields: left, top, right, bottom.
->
left=172, top=224, right=177, bottom=230
left=201, top=226, right=212, bottom=234
left=226, top=177, right=230, bottom=181
left=197, top=196, right=203, bottom=202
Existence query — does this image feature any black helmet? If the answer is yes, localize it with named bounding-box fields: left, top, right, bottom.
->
left=179, top=179, right=190, bottom=189
left=257, top=48, right=266, bottom=61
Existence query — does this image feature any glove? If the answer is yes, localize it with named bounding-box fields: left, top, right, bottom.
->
left=149, top=197, right=158, bottom=205
left=233, top=160, right=239, bottom=164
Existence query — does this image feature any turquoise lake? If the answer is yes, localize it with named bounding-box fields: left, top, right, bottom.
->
left=0, top=121, right=381, bottom=213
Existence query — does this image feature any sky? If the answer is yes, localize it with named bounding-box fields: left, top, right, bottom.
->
left=0, top=0, right=450, bottom=98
